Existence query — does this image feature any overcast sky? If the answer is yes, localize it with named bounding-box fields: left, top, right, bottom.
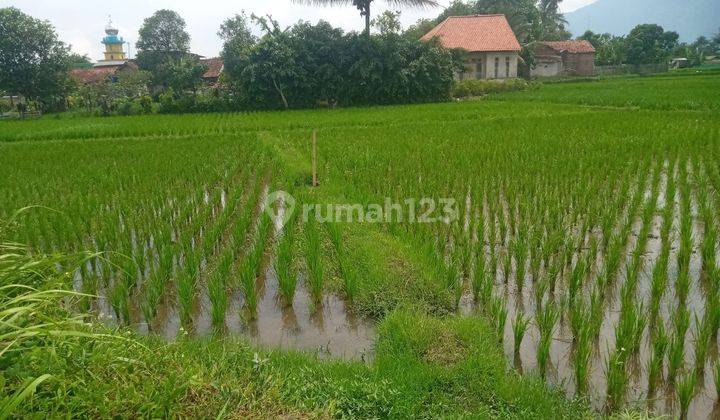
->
left=2, top=0, right=597, bottom=60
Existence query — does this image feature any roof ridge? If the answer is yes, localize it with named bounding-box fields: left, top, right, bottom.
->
left=421, top=13, right=521, bottom=53
left=446, top=14, right=506, bottom=18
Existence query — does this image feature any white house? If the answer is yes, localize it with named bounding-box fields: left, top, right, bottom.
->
left=421, top=14, right=522, bottom=80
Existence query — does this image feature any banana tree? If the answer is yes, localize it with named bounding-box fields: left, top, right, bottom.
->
left=294, top=0, right=439, bottom=34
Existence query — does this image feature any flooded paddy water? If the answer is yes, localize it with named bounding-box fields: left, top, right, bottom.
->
left=75, top=158, right=720, bottom=418
left=117, top=266, right=376, bottom=361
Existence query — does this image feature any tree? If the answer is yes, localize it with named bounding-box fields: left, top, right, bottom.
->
left=220, top=16, right=459, bottom=110
left=240, top=15, right=296, bottom=109
left=403, top=18, right=436, bottom=40
left=0, top=7, right=71, bottom=110
left=578, top=30, right=626, bottom=65
left=219, top=12, right=257, bottom=80
left=713, top=29, right=720, bottom=53
left=285, top=21, right=346, bottom=107
left=69, top=53, right=93, bottom=69
left=536, top=0, right=569, bottom=40
left=136, top=10, right=190, bottom=53
left=435, top=0, right=476, bottom=23
left=73, top=70, right=151, bottom=115
left=691, top=36, right=713, bottom=55
left=625, top=24, right=678, bottom=65
left=161, top=57, right=206, bottom=94
left=135, top=10, right=198, bottom=93
left=294, top=0, right=439, bottom=34
left=373, top=10, right=402, bottom=36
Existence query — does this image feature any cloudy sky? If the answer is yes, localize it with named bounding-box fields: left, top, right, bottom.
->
left=2, top=0, right=597, bottom=60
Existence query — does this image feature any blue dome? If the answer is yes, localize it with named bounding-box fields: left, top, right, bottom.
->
left=102, top=35, right=124, bottom=45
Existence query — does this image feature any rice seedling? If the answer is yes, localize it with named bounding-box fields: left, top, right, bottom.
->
left=208, top=269, right=228, bottom=330
left=606, top=351, right=627, bottom=412
left=239, top=254, right=258, bottom=319
left=692, top=315, right=712, bottom=377
left=573, top=324, right=593, bottom=396
left=276, top=217, right=298, bottom=307
left=676, top=372, right=697, bottom=420
left=472, top=245, right=487, bottom=302
left=648, top=322, right=668, bottom=393
left=304, top=213, right=324, bottom=305
left=649, top=251, right=669, bottom=325
left=536, top=302, right=559, bottom=377
left=668, top=335, right=685, bottom=383
left=326, top=221, right=359, bottom=303
left=490, top=296, right=508, bottom=344
left=512, top=311, right=530, bottom=355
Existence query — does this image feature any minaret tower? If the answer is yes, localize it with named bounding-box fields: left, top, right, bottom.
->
left=101, top=17, right=126, bottom=62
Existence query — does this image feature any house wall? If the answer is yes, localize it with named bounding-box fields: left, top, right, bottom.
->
left=563, top=52, right=595, bottom=76
left=530, top=58, right=562, bottom=77
left=456, top=51, right=519, bottom=80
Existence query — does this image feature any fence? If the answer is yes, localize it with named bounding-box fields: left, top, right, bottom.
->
left=595, top=63, right=669, bottom=76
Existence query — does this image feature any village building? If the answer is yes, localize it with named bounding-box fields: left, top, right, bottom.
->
left=421, top=15, right=521, bottom=80
left=200, top=58, right=224, bottom=85
left=70, top=61, right=139, bottom=85
left=71, top=19, right=138, bottom=84
left=530, top=40, right=596, bottom=77
left=96, top=19, right=127, bottom=67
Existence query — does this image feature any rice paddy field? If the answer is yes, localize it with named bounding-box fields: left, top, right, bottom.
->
left=3, top=71, right=720, bottom=418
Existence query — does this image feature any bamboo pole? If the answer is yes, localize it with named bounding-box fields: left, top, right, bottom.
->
left=312, top=130, right=318, bottom=187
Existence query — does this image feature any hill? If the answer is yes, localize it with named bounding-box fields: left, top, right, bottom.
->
left=565, top=0, right=719, bottom=41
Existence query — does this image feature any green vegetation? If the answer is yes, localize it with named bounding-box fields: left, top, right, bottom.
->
left=2, top=72, right=720, bottom=417
left=492, top=69, right=720, bottom=110
left=452, top=78, right=538, bottom=98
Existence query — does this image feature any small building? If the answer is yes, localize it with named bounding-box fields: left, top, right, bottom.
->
left=70, top=18, right=138, bottom=85
left=200, top=58, right=224, bottom=85
left=71, top=61, right=139, bottom=85
left=531, top=41, right=596, bottom=77
left=95, top=18, right=128, bottom=68
left=670, top=58, right=690, bottom=69
left=421, top=15, right=521, bottom=80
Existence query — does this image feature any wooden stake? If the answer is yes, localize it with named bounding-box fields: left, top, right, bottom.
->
left=312, top=129, right=318, bottom=187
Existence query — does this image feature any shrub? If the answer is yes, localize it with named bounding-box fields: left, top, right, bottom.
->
left=452, top=78, right=538, bottom=98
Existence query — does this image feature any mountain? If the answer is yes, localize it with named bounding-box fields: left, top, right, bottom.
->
left=565, top=0, right=719, bottom=42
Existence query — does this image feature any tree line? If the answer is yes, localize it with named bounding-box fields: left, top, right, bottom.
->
left=579, top=26, right=718, bottom=67
left=1, top=3, right=719, bottom=115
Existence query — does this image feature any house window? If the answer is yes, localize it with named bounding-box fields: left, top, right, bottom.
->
left=476, top=61, right=483, bottom=79
left=494, top=57, right=499, bottom=78
left=506, top=57, right=511, bottom=78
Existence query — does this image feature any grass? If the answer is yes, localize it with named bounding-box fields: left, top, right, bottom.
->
left=2, top=71, right=720, bottom=417
left=1, top=240, right=591, bottom=418
left=492, top=70, right=720, bottom=110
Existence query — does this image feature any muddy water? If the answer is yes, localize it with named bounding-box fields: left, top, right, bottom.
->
left=225, top=268, right=375, bottom=361
left=457, top=162, right=720, bottom=419
left=136, top=260, right=376, bottom=361
left=96, top=266, right=375, bottom=361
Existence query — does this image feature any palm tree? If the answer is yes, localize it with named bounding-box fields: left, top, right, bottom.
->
left=294, top=0, right=439, bottom=35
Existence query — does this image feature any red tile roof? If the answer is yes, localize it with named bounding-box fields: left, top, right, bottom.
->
left=201, top=58, right=224, bottom=79
left=70, top=67, right=118, bottom=84
left=539, top=40, right=596, bottom=54
left=421, top=15, right=521, bottom=53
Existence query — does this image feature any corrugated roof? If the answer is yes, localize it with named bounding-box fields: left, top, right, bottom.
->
left=539, top=40, right=596, bottom=54
left=421, top=15, right=521, bottom=53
